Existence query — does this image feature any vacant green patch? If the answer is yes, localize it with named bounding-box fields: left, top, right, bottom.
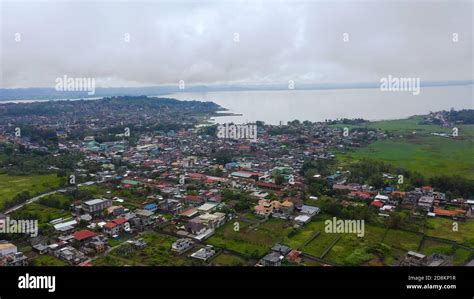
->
left=344, top=136, right=474, bottom=179
left=420, top=239, right=454, bottom=256
left=211, top=252, right=249, bottom=266
left=383, top=229, right=422, bottom=252
left=425, top=218, right=474, bottom=246
left=303, top=232, right=339, bottom=258
left=383, top=246, right=407, bottom=266
left=31, top=255, right=68, bottom=266
left=0, top=173, right=63, bottom=209
left=11, top=202, right=69, bottom=228
left=363, top=224, right=387, bottom=243
left=208, top=219, right=292, bottom=259
left=325, top=236, right=373, bottom=265
left=334, top=118, right=474, bottom=179
left=283, top=216, right=330, bottom=249
left=92, top=254, right=129, bottom=266
left=453, top=248, right=473, bottom=265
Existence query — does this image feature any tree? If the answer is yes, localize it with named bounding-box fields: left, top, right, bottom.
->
left=274, top=174, right=285, bottom=185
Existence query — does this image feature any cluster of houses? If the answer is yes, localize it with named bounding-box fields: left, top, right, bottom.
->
left=398, top=251, right=455, bottom=266
left=258, top=243, right=303, bottom=267
left=254, top=198, right=320, bottom=226
left=0, top=241, right=28, bottom=266
left=329, top=174, right=473, bottom=220
left=1, top=100, right=474, bottom=268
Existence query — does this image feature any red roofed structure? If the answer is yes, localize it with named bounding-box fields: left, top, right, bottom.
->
left=433, top=208, right=466, bottom=218
left=349, top=191, right=372, bottom=200
left=73, top=229, right=98, bottom=241
left=256, top=181, right=282, bottom=191
left=112, top=217, right=128, bottom=225
left=185, top=195, right=204, bottom=204
left=103, top=222, right=117, bottom=229
left=370, top=200, right=384, bottom=208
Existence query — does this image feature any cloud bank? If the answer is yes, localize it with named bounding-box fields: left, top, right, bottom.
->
left=1, top=0, right=472, bottom=88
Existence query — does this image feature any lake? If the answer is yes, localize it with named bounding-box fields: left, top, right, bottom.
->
left=169, top=85, right=474, bottom=125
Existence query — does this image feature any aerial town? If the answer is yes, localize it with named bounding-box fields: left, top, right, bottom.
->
left=0, top=96, right=473, bottom=267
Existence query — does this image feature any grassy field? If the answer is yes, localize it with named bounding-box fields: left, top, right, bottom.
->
left=282, top=217, right=330, bottom=249
left=424, top=217, right=474, bottom=246
left=10, top=202, right=69, bottom=228
left=333, top=118, right=474, bottom=179
left=303, top=233, right=339, bottom=258
left=325, top=236, right=373, bottom=265
left=383, top=229, right=423, bottom=252
left=211, top=252, right=249, bottom=266
left=453, top=248, right=473, bottom=265
left=31, top=255, right=69, bottom=266
left=0, top=173, right=63, bottom=209
left=420, top=239, right=454, bottom=256
left=208, top=218, right=293, bottom=259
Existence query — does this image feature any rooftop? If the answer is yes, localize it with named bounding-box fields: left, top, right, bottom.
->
left=84, top=198, right=107, bottom=206
left=73, top=229, right=98, bottom=241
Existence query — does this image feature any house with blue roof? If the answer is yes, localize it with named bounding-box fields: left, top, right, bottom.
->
left=144, top=203, right=158, bottom=212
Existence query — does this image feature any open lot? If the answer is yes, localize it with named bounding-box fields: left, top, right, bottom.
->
left=334, top=119, right=474, bottom=179
left=208, top=218, right=293, bottom=259
left=0, top=173, right=63, bottom=209
left=419, top=239, right=454, bottom=256
left=424, top=217, right=474, bottom=246
left=383, top=229, right=423, bottom=252
left=31, top=255, right=69, bottom=266
left=211, top=252, right=249, bottom=266
left=11, top=202, right=69, bottom=229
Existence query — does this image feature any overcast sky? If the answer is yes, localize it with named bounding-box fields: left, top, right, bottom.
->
left=1, top=0, right=473, bottom=88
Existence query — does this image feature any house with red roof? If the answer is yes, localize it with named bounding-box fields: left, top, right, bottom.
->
left=349, top=191, right=373, bottom=200
left=391, top=191, right=406, bottom=198
left=256, top=181, right=282, bottom=191
left=102, top=217, right=129, bottom=235
left=189, top=173, right=206, bottom=180
left=287, top=250, right=302, bottom=264
left=73, top=229, right=98, bottom=242
left=370, top=200, right=384, bottom=208
left=433, top=208, right=466, bottom=219
left=184, top=195, right=204, bottom=206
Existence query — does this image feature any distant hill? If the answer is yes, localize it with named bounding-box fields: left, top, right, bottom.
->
left=1, top=80, right=472, bottom=102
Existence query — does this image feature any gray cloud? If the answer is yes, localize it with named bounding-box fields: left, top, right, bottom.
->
left=1, top=0, right=472, bottom=88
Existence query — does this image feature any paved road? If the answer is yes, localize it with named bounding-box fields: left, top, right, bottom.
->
left=3, top=181, right=97, bottom=215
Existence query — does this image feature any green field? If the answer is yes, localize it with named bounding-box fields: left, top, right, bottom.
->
left=208, top=218, right=293, bottom=259
left=325, top=236, right=374, bottom=265
left=31, top=255, right=69, bottom=266
left=383, top=229, right=423, bottom=252
left=424, top=217, right=474, bottom=246
left=0, top=173, right=63, bottom=209
left=211, top=252, right=249, bottom=266
left=334, top=118, right=474, bottom=179
left=11, top=202, right=69, bottom=227
left=282, top=217, right=329, bottom=249
left=453, top=248, right=473, bottom=265
left=303, top=232, right=339, bottom=258
left=420, top=239, right=454, bottom=256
